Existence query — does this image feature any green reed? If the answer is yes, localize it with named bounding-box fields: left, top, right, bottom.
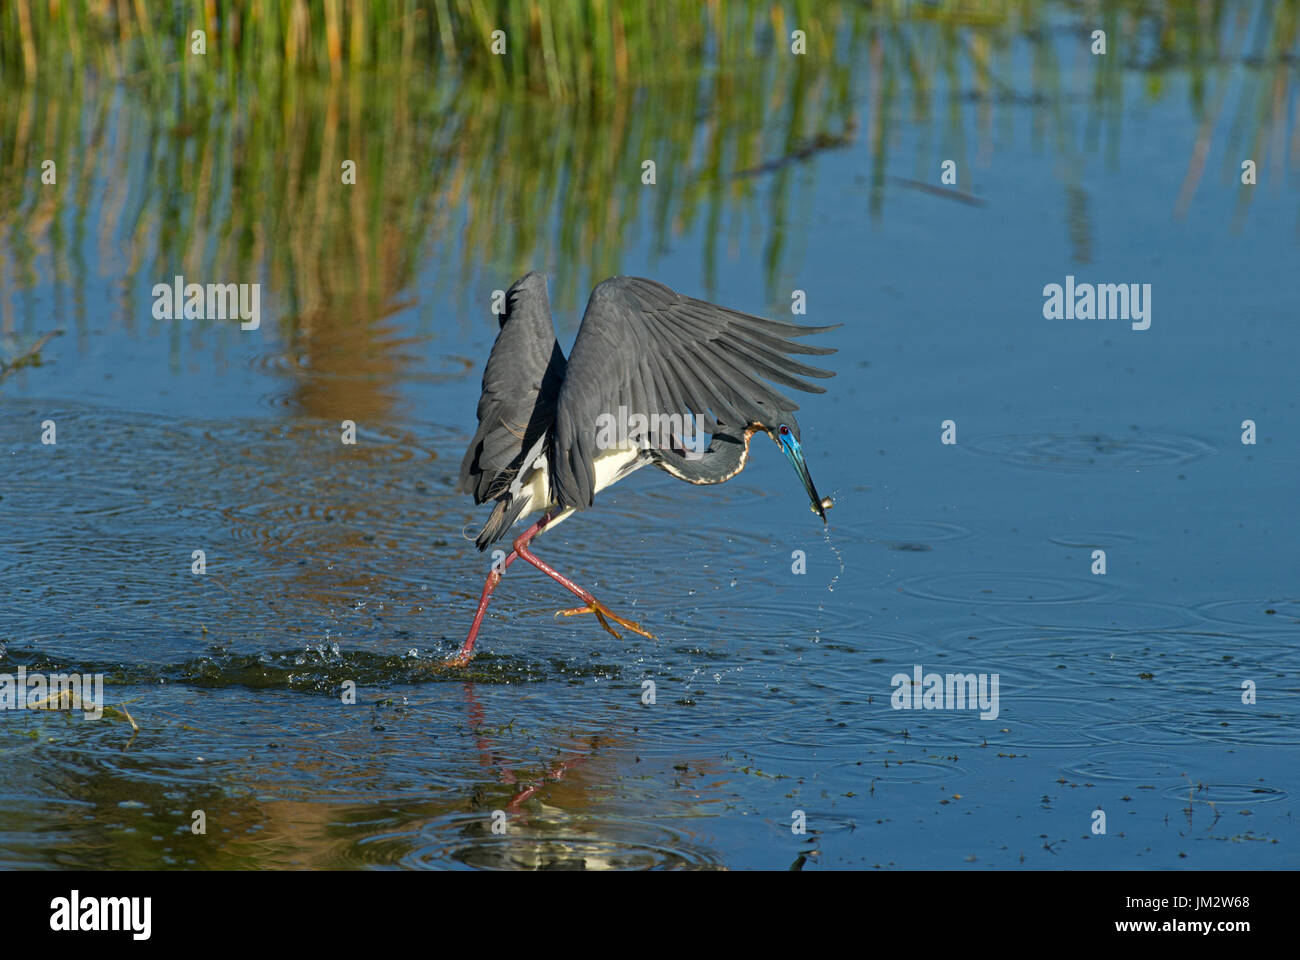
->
left=1, top=1, right=1296, bottom=353
left=1, top=0, right=840, bottom=96
left=0, top=6, right=857, bottom=346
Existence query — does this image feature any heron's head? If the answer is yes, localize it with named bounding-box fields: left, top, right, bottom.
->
left=769, top=423, right=829, bottom=524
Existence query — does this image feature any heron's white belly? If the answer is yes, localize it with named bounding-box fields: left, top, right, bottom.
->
left=516, top=446, right=643, bottom=532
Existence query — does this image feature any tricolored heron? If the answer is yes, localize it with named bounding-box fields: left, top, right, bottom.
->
left=452, top=272, right=837, bottom=665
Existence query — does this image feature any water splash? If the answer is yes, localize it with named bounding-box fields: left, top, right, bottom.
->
left=823, top=496, right=845, bottom=593
left=811, top=495, right=847, bottom=643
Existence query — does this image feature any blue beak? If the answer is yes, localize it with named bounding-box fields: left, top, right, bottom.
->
left=774, top=425, right=828, bottom=524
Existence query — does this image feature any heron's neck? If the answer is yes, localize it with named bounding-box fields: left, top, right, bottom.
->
left=650, top=430, right=754, bottom=485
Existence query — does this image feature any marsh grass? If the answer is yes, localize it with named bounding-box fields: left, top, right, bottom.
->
left=1, top=1, right=1296, bottom=357
left=2, top=0, right=838, bottom=94
left=0, top=9, right=857, bottom=345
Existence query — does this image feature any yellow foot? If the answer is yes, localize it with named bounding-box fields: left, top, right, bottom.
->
left=557, top=601, right=655, bottom=641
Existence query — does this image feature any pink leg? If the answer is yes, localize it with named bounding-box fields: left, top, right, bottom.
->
left=446, top=514, right=553, bottom=666
left=449, top=550, right=517, bottom=664
left=447, top=511, right=653, bottom=667
left=513, top=529, right=654, bottom=642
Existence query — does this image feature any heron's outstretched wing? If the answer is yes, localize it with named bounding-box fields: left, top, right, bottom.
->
left=459, top=273, right=566, bottom=542
left=551, top=276, right=837, bottom=510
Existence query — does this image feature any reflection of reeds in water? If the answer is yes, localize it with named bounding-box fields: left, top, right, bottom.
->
left=861, top=1, right=1298, bottom=256
left=0, top=8, right=856, bottom=375
left=1, top=1, right=1297, bottom=397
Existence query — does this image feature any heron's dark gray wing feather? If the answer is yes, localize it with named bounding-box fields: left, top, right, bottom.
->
left=552, top=276, right=838, bottom=509
left=459, top=272, right=566, bottom=548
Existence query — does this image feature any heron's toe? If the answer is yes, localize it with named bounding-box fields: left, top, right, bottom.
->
left=591, top=601, right=654, bottom=641
left=557, top=602, right=657, bottom=641
left=556, top=604, right=596, bottom=619
left=605, top=611, right=654, bottom=641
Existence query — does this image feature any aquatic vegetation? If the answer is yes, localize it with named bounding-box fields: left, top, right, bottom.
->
left=2, top=1, right=1294, bottom=351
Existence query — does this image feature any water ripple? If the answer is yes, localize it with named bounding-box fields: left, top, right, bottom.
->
left=896, top=571, right=1110, bottom=605
left=400, top=814, right=724, bottom=870
left=965, top=431, right=1215, bottom=472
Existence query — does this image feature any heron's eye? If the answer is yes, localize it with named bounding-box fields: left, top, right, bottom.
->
left=778, top=424, right=790, bottom=437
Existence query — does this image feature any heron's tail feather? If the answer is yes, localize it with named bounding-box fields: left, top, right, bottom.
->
left=475, top=493, right=532, bottom=551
